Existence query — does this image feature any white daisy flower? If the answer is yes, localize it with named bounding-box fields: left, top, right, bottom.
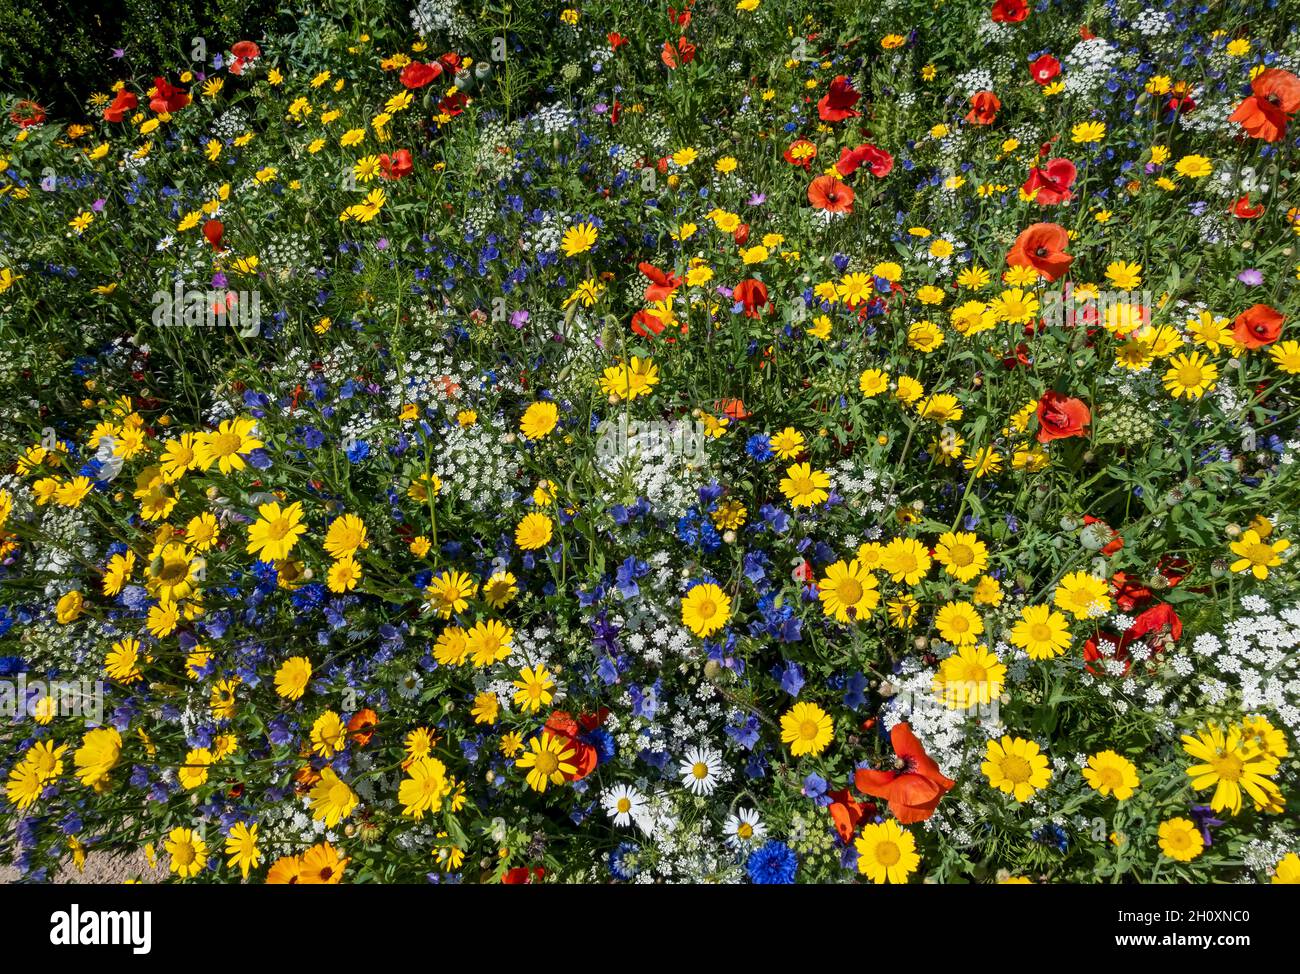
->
left=723, top=808, right=766, bottom=849
left=679, top=746, right=722, bottom=796
left=602, top=784, right=647, bottom=828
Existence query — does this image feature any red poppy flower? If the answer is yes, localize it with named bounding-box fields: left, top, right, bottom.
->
left=732, top=223, right=750, bottom=246
left=1034, top=390, right=1086, bottom=444
left=149, top=77, right=190, bottom=114
left=230, top=40, right=261, bottom=75
left=439, top=91, right=468, bottom=116
left=1227, top=68, right=1300, bottom=143
left=1035, top=391, right=1091, bottom=443
left=966, top=90, right=1001, bottom=125
left=1029, top=54, right=1061, bottom=84
left=203, top=219, right=225, bottom=252
left=1118, top=603, right=1182, bottom=656
left=834, top=143, right=893, bottom=178
left=1109, top=571, right=1153, bottom=612
left=346, top=708, right=378, bottom=747
left=1083, top=633, right=1129, bottom=676
left=1021, top=157, right=1077, bottom=205
left=103, top=89, right=139, bottom=123
left=501, top=866, right=545, bottom=884
left=9, top=99, right=45, bottom=128
left=668, top=5, right=691, bottom=28
left=1230, top=195, right=1264, bottom=219
left=1158, top=556, right=1190, bottom=590
left=717, top=398, right=752, bottom=420
left=991, top=0, right=1029, bottom=22
left=733, top=279, right=770, bottom=318
left=854, top=722, right=955, bottom=825
left=661, top=37, right=696, bottom=69
left=379, top=149, right=414, bottom=180
left=1086, top=603, right=1181, bottom=676
left=827, top=787, right=873, bottom=844
left=808, top=174, right=855, bottom=214
left=607, top=32, right=628, bottom=49
left=1002, top=342, right=1031, bottom=370
left=817, top=75, right=861, bottom=123
left=400, top=61, right=443, bottom=89
left=1007, top=222, right=1074, bottom=281
left=609, top=100, right=621, bottom=125
left=631, top=310, right=666, bottom=338
left=1233, top=303, right=1284, bottom=349
left=783, top=138, right=817, bottom=169
left=638, top=262, right=682, bottom=303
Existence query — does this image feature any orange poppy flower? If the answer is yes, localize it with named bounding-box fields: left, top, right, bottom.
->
left=1035, top=391, right=1091, bottom=443
left=149, top=77, right=191, bottom=114
left=347, top=708, right=378, bottom=747
left=632, top=310, right=665, bottom=338
left=230, top=40, right=261, bottom=75
left=1227, top=68, right=1300, bottom=143
left=1233, top=303, right=1285, bottom=349
left=1230, top=195, right=1264, bottom=219
left=661, top=36, right=696, bottom=69
left=716, top=398, right=752, bottom=421
left=854, top=722, right=955, bottom=824
left=637, top=262, right=681, bottom=303
left=808, top=174, right=855, bottom=214
left=1006, top=222, right=1074, bottom=281
left=1021, top=157, right=1077, bottom=205
left=203, top=219, right=225, bottom=252
left=966, top=90, right=1001, bottom=125
left=827, top=787, right=872, bottom=843
left=733, top=279, right=771, bottom=318
left=103, top=89, right=138, bottom=123
left=990, top=0, right=1028, bottom=23
left=834, top=142, right=893, bottom=178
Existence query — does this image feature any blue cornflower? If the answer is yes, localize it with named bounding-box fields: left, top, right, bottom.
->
left=746, top=841, right=798, bottom=884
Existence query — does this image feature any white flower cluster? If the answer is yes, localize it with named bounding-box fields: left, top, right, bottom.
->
left=261, top=231, right=318, bottom=277
left=1133, top=7, right=1173, bottom=36
left=595, top=420, right=707, bottom=522
left=503, top=624, right=559, bottom=671
left=881, top=659, right=1000, bottom=776
left=35, top=506, right=93, bottom=577
left=433, top=421, right=521, bottom=511
left=1180, top=102, right=1235, bottom=136
left=520, top=209, right=563, bottom=255
left=1190, top=601, right=1300, bottom=740
left=209, top=108, right=250, bottom=142
left=261, top=797, right=337, bottom=859
left=409, top=0, right=470, bottom=39
left=1064, top=38, right=1121, bottom=96
left=526, top=102, right=578, bottom=137
left=472, top=117, right=525, bottom=182
left=954, top=68, right=994, bottom=99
